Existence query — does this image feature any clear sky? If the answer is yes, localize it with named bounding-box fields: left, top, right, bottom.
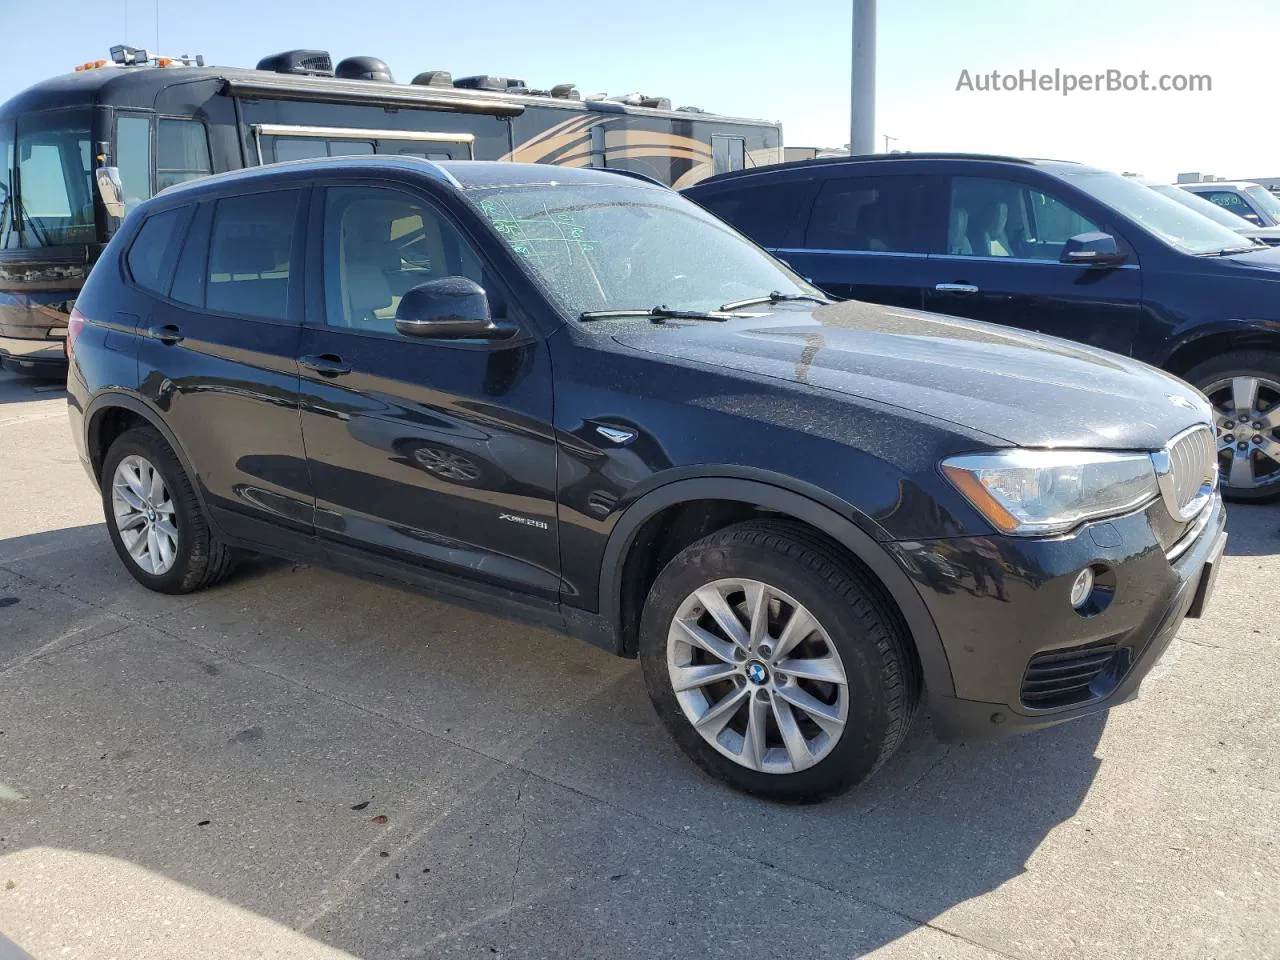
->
left=8, top=0, right=1278, bottom=181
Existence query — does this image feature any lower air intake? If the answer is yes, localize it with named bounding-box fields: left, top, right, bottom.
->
left=1020, top=641, right=1128, bottom=709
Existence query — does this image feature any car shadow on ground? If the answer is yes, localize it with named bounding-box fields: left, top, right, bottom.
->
left=0, top=522, right=1108, bottom=958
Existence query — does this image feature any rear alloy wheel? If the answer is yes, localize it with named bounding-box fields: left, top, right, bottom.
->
left=639, top=521, right=920, bottom=802
left=101, top=426, right=239, bottom=593
left=1186, top=351, right=1280, bottom=502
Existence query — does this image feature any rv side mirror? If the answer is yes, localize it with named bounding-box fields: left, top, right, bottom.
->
left=1060, top=231, right=1124, bottom=267
left=95, top=166, right=126, bottom=218
left=394, top=277, right=516, bottom=340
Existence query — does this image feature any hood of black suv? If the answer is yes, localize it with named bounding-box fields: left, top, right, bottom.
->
left=613, top=301, right=1210, bottom=450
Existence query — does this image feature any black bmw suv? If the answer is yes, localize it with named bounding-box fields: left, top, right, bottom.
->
left=68, top=157, right=1226, bottom=802
left=683, top=154, right=1280, bottom=501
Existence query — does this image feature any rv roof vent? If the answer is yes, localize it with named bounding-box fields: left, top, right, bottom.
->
left=676, top=105, right=708, bottom=114
left=335, top=56, right=394, bottom=83
left=455, top=75, right=527, bottom=94
left=257, top=49, right=333, bottom=76
left=550, top=83, right=581, bottom=100
left=411, top=70, right=454, bottom=87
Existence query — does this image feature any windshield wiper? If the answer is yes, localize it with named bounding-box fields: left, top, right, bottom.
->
left=579, top=306, right=733, bottom=324
left=719, top=290, right=831, bottom=311
left=1197, top=245, right=1259, bottom=257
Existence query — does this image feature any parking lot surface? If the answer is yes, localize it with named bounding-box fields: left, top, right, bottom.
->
left=1, top=366, right=1277, bottom=960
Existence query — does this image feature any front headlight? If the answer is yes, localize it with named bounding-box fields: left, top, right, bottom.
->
left=942, top=449, right=1159, bottom=537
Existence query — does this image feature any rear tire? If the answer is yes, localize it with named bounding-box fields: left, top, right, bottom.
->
left=101, top=426, right=238, bottom=594
left=638, top=520, right=920, bottom=803
left=1184, top=350, right=1280, bottom=503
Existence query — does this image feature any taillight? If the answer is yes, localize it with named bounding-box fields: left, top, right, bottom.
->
left=66, top=306, right=86, bottom=361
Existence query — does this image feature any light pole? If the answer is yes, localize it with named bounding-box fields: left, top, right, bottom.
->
left=850, top=0, right=876, bottom=155
left=883, top=134, right=898, bottom=153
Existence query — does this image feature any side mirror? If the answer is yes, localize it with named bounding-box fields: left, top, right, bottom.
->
left=1060, top=231, right=1125, bottom=267
left=94, top=166, right=126, bottom=218
left=394, top=277, right=516, bottom=340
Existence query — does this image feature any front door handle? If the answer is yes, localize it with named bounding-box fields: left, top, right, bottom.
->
left=299, top=353, right=351, bottom=377
left=935, top=283, right=980, bottom=295
left=145, top=324, right=184, bottom=344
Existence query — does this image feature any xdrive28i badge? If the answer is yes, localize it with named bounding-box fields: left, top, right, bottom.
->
left=499, top=513, right=550, bottom=531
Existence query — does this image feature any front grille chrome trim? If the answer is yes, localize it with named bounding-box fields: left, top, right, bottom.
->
left=1153, top=424, right=1217, bottom=522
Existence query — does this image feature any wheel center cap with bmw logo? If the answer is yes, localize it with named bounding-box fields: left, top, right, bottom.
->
left=746, top=661, right=769, bottom=684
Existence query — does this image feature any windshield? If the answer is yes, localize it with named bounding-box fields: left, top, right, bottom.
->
left=462, top=181, right=820, bottom=317
left=1054, top=167, right=1254, bottom=255
left=1147, top=183, right=1251, bottom=232
left=1243, top=185, right=1280, bottom=223
left=1, top=109, right=95, bottom=249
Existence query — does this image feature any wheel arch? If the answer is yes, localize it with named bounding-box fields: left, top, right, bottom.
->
left=1157, top=325, right=1280, bottom=379
left=84, top=392, right=213, bottom=518
left=598, top=475, right=956, bottom=700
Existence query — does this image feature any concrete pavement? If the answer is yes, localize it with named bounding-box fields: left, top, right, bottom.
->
left=1, top=366, right=1276, bottom=959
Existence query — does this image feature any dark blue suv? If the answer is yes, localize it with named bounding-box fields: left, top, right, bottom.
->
left=67, top=157, right=1226, bottom=802
left=683, top=154, right=1280, bottom=501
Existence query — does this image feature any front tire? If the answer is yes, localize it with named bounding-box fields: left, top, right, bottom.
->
left=1184, top=350, right=1280, bottom=502
left=101, top=426, right=238, bottom=594
left=639, top=521, right=920, bottom=803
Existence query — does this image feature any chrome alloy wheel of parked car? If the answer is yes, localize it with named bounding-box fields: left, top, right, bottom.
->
left=667, top=578, right=850, bottom=774
left=1204, top=374, right=1280, bottom=493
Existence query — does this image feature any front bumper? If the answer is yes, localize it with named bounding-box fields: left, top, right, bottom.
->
left=892, top=493, right=1227, bottom=742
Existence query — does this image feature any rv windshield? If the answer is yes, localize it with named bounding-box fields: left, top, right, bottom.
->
left=1, top=109, right=95, bottom=249
left=464, top=181, right=819, bottom=317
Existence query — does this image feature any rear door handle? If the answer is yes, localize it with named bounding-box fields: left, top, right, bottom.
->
left=299, top=353, right=351, bottom=377
left=145, top=324, right=184, bottom=344
left=935, top=283, right=980, bottom=295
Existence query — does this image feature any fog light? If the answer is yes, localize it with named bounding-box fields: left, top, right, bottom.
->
left=1070, top=567, right=1095, bottom=609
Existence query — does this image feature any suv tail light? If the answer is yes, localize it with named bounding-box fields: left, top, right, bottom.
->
left=66, top=306, right=86, bottom=361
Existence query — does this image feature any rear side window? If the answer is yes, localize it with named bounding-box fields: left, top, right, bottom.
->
left=695, top=180, right=809, bottom=248
left=804, top=175, right=932, bottom=253
left=206, top=190, right=300, bottom=321
left=126, top=207, right=190, bottom=295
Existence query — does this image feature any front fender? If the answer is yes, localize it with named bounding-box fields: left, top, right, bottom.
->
left=596, top=474, right=955, bottom=700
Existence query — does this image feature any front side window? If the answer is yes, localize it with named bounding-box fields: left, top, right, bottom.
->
left=805, top=175, right=932, bottom=254
left=322, top=186, right=484, bottom=333
left=464, top=181, right=820, bottom=317
left=12, top=109, right=94, bottom=248
left=948, top=177, right=1099, bottom=260
left=126, top=206, right=189, bottom=295
left=116, top=115, right=152, bottom=213
left=157, top=119, right=212, bottom=190
left=1202, top=190, right=1257, bottom=220
left=206, top=190, right=299, bottom=321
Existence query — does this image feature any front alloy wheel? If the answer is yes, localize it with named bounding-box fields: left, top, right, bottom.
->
left=111, top=454, right=179, bottom=575
left=668, top=578, right=849, bottom=774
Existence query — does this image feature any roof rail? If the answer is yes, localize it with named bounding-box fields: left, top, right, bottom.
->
left=694, top=151, right=1037, bottom=186
left=595, top=168, right=670, bottom=188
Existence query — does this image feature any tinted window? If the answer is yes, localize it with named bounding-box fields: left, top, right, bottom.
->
left=206, top=191, right=299, bottom=321
left=712, top=136, right=746, bottom=175
left=695, top=180, right=808, bottom=248
left=948, top=177, right=1098, bottom=260
left=804, top=175, right=931, bottom=253
left=1202, top=191, right=1257, bottom=219
left=323, top=186, right=486, bottom=333
left=157, top=119, right=212, bottom=190
left=269, top=137, right=375, bottom=162
left=116, top=115, right=152, bottom=213
left=126, top=207, right=189, bottom=294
